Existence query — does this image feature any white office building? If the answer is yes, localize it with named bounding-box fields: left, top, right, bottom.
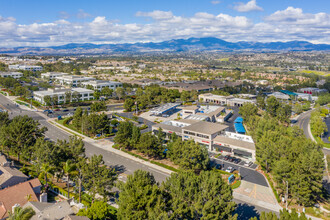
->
left=9, top=65, right=43, bottom=72
left=81, top=80, right=122, bottom=91
left=55, top=75, right=95, bottom=87
left=33, top=87, right=94, bottom=105
left=0, top=72, right=23, bottom=79
left=41, top=72, right=68, bottom=80
left=198, top=93, right=256, bottom=107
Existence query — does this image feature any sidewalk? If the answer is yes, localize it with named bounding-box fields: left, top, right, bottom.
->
left=50, top=118, right=174, bottom=175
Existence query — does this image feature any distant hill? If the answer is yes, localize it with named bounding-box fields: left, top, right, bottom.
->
left=0, top=37, right=329, bottom=55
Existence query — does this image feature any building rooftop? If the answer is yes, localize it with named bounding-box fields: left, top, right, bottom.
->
left=152, top=123, right=183, bottom=134
left=82, top=80, right=122, bottom=86
left=213, top=135, right=255, bottom=151
left=0, top=179, right=41, bottom=219
left=28, top=200, right=74, bottom=220
left=183, top=121, right=228, bottom=135
left=150, top=103, right=180, bottom=115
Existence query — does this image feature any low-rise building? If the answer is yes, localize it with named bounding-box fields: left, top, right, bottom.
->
left=199, top=93, right=256, bottom=107
left=55, top=75, right=95, bottom=87
left=213, top=132, right=256, bottom=161
left=33, top=87, right=94, bottom=105
left=182, top=105, right=226, bottom=122
left=0, top=72, right=23, bottom=79
left=9, top=65, right=43, bottom=72
left=298, top=87, right=328, bottom=95
left=152, top=120, right=229, bottom=151
left=81, top=80, right=122, bottom=91
left=41, top=72, right=68, bottom=80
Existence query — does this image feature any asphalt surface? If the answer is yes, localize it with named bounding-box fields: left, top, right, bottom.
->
left=296, top=110, right=330, bottom=155
left=210, top=158, right=268, bottom=187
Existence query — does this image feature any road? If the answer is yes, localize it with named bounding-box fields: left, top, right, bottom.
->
left=296, top=110, right=330, bottom=155
left=116, top=112, right=156, bottom=133
left=0, top=94, right=277, bottom=217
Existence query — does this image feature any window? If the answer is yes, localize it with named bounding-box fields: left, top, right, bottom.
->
left=84, top=94, right=88, bottom=97
left=197, top=133, right=209, bottom=139
left=184, top=131, right=195, bottom=136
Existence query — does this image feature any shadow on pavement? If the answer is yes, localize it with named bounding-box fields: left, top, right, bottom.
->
left=234, top=203, right=260, bottom=220
left=112, top=164, right=126, bottom=174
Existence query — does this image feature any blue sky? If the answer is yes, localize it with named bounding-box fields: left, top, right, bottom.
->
left=0, top=0, right=329, bottom=46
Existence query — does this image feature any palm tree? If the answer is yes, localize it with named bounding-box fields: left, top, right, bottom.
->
left=38, top=163, right=53, bottom=186
left=8, top=207, right=35, bottom=220
left=62, top=160, right=77, bottom=199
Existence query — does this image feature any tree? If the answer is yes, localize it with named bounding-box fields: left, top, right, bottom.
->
left=266, top=96, right=280, bottom=117
left=137, top=133, right=163, bottom=158
left=256, top=95, right=266, bottom=109
left=8, top=206, right=35, bottom=220
left=72, top=91, right=80, bottom=102
left=117, top=170, right=167, bottom=220
left=124, top=98, right=135, bottom=112
left=90, top=101, right=107, bottom=112
left=73, top=107, right=83, bottom=130
left=250, top=209, right=309, bottom=220
left=168, top=139, right=209, bottom=172
left=115, top=87, right=125, bottom=100
left=130, top=125, right=141, bottom=147
left=43, top=95, right=52, bottom=106
left=51, top=95, right=59, bottom=105
left=65, top=91, right=72, bottom=103
left=38, top=162, right=53, bottom=186
left=180, top=90, right=191, bottom=102
left=239, top=103, right=258, bottom=122
left=114, top=121, right=133, bottom=147
left=101, top=87, right=113, bottom=98
left=77, top=200, right=117, bottom=220
left=163, top=171, right=237, bottom=220
left=82, top=155, right=117, bottom=201
left=62, top=160, right=77, bottom=199
left=93, top=91, right=101, bottom=100
left=4, top=115, right=47, bottom=161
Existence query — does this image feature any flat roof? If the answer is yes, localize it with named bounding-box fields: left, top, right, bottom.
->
left=234, top=117, right=243, bottom=123
left=183, top=121, right=228, bottom=135
left=213, top=135, right=255, bottom=150
left=234, top=123, right=246, bottom=134
left=150, top=103, right=179, bottom=115
left=152, top=123, right=183, bottom=134
left=181, top=105, right=199, bottom=111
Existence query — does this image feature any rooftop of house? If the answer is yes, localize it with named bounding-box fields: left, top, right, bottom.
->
left=27, top=200, right=74, bottom=220
left=0, top=178, right=41, bottom=219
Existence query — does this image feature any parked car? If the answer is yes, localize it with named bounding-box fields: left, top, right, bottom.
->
left=67, top=113, right=73, bottom=117
left=54, top=108, right=60, bottom=111
left=215, top=164, right=222, bottom=170
left=229, top=157, right=236, bottom=162
left=234, top=158, right=241, bottom=164
left=244, top=161, right=253, bottom=167
left=224, top=155, right=230, bottom=161
left=225, top=167, right=235, bottom=173
left=62, top=109, right=69, bottom=112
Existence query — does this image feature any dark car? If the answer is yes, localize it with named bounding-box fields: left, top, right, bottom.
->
left=54, top=108, right=60, bottom=111
left=229, top=157, right=236, bottom=162
left=62, top=109, right=69, bottom=112
left=224, top=155, right=230, bottom=161
left=215, top=164, right=222, bottom=170
left=234, top=158, right=241, bottom=164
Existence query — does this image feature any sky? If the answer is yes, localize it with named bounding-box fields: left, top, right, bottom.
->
left=0, top=0, right=329, bottom=47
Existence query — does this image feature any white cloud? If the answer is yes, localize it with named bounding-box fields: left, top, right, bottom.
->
left=59, top=11, right=70, bottom=19
left=234, top=0, right=263, bottom=12
left=211, top=1, right=221, bottom=5
left=136, top=10, right=174, bottom=20
left=0, top=8, right=329, bottom=47
left=77, top=9, right=91, bottom=19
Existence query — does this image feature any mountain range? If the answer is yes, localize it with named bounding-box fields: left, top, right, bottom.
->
left=0, top=37, right=329, bottom=55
